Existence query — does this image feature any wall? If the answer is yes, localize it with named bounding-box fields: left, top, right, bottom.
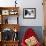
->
left=18, top=0, right=44, bottom=26
left=0, top=0, right=44, bottom=26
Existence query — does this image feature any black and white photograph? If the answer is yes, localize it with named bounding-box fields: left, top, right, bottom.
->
left=23, top=8, right=36, bottom=19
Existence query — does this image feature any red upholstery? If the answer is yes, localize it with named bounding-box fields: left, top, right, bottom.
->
left=21, top=28, right=41, bottom=46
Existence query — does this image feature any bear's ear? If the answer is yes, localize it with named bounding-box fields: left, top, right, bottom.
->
left=25, top=38, right=31, bottom=46
left=25, top=39, right=30, bottom=44
left=30, top=36, right=38, bottom=45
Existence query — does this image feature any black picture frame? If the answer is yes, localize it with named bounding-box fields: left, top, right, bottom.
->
left=23, top=8, right=36, bottom=19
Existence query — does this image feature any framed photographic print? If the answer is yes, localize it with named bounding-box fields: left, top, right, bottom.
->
left=2, top=10, right=9, bottom=15
left=23, top=8, right=36, bottom=19
left=2, top=16, right=8, bottom=24
left=2, top=16, right=18, bottom=24
left=8, top=16, right=18, bottom=24
left=9, top=9, right=18, bottom=15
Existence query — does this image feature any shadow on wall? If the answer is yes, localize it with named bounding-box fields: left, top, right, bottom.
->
left=18, top=26, right=44, bottom=44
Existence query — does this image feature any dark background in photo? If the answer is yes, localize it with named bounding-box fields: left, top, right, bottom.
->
left=25, top=10, right=31, bottom=15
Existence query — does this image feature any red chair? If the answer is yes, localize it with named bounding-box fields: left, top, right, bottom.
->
left=21, top=28, right=41, bottom=46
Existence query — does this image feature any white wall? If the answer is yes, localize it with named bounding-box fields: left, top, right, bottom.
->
left=18, top=0, right=44, bottom=26
left=0, top=0, right=44, bottom=26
